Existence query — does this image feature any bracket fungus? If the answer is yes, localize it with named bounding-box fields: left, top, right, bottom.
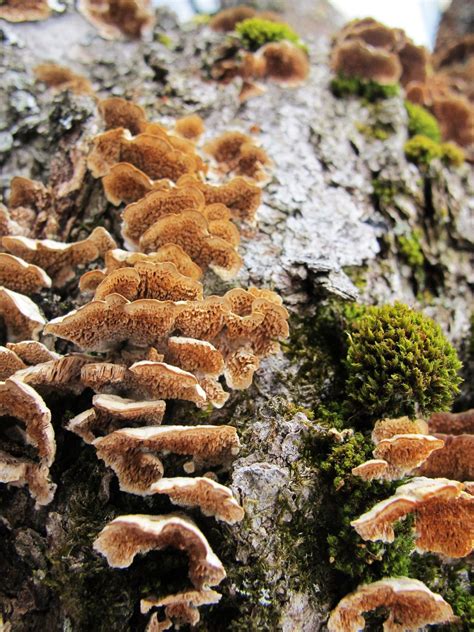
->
left=93, top=513, right=226, bottom=588
left=351, top=477, right=474, bottom=557
left=327, top=577, right=455, bottom=632
left=68, top=393, right=166, bottom=444
left=0, top=377, right=55, bottom=504
left=0, top=253, right=51, bottom=295
left=174, top=115, right=205, bottom=142
left=78, top=0, right=155, bottom=40
left=204, top=131, right=271, bottom=181
left=0, top=0, right=52, bottom=22
left=415, top=433, right=474, bottom=481
left=0, top=346, right=27, bottom=380
left=93, top=424, right=239, bottom=494
left=0, top=287, right=46, bottom=341
left=34, top=64, right=94, bottom=96
left=2, top=227, right=116, bottom=287
left=141, top=588, right=221, bottom=629
left=429, top=409, right=474, bottom=435
left=6, top=341, right=60, bottom=365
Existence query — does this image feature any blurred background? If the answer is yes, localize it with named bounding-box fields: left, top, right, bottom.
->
left=151, top=0, right=459, bottom=48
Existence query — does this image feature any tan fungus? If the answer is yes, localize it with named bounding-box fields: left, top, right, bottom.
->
left=331, top=39, right=402, bottom=85
left=141, top=589, right=221, bottom=628
left=327, top=577, right=455, bottom=632
left=78, top=0, right=155, bottom=40
left=0, top=287, right=46, bottom=341
left=415, top=434, right=474, bottom=481
left=429, top=409, right=474, bottom=435
left=0, top=0, right=51, bottom=22
left=175, top=115, right=205, bottom=142
left=0, top=346, right=26, bottom=380
left=93, top=513, right=226, bottom=588
left=99, top=97, right=147, bottom=135
left=34, top=64, right=94, bottom=95
left=0, top=253, right=51, bottom=295
left=6, top=341, right=60, bottom=365
left=0, top=450, right=56, bottom=506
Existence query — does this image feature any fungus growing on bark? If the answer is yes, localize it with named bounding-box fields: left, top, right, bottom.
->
left=78, top=0, right=155, bottom=40
left=34, top=64, right=94, bottom=96
left=139, top=211, right=242, bottom=280
left=0, top=287, right=46, bottom=341
left=0, top=377, right=55, bottom=467
left=166, top=337, right=224, bottom=376
left=92, top=261, right=203, bottom=302
left=0, top=346, right=26, bottom=380
left=252, top=41, right=310, bottom=87
left=432, top=94, right=474, bottom=148
left=351, top=477, right=474, bottom=557
left=415, top=434, right=474, bottom=481
left=175, top=115, right=205, bottom=142
left=6, top=341, right=60, bottom=365
left=68, top=394, right=166, bottom=444
left=87, top=130, right=198, bottom=180
left=372, top=416, right=429, bottom=442
left=331, top=40, right=401, bottom=85
left=102, top=163, right=158, bottom=205
left=93, top=425, right=239, bottom=493
left=2, top=227, right=116, bottom=286
left=0, top=450, right=55, bottom=506
left=0, top=253, right=51, bottom=295
left=0, top=0, right=52, bottom=22
left=327, top=577, right=455, bottom=632
left=141, top=589, right=221, bottom=629
left=175, top=175, right=262, bottom=223
left=204, top=132, right=271, bottom=180
left=429, top=409, right=474, bottom=435
left=149, top=477, right=244, bottom=524
left=121, top=185, right=205, bottom=247
left=93, top=513, right=226, bottom=588
left=99, top=97, right=147, bottom=135
left=209, top=6, right=256, bottom=32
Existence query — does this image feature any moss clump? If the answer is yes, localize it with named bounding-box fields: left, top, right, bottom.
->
left=345, top=302, right=463, bottom=419
left=372, top=178, right=404, bottom=207
left=440, top=141, right=465, bottom=167
left=235, top=17, right=304, bottom=51
left=331, top=75, right=399, bottom=102
left=398, top=230, right=424, bottom=268
left=405, top=134, right=465, bottom=168
left=405, top=101, right=441, bottom=143
left=356, top=122, right=392, bottom=141
left=404, top=134, right=442, bottom=165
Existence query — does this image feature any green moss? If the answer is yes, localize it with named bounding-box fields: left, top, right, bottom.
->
left=331, top=75, right=399, bottom=102
left=398, top=230, right=424, bottom=268
left=404, top=134, right=443, bottom=165
left=345, top=302, right=463, bottom=420
left=235, top=17, right=305, bottom=52
left=356, top=122, right=391, bottom=141
left=440, top=142, right=465, bottom=167
left=405, top=101, right=441, bottom=142
left=372, top=178, right=402, bottom=207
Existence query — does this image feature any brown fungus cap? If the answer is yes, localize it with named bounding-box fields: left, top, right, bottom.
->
left=0, top=0, right=51, bottom=22
left=415, top=434, right=474, bottom=481
left=45, top=294, right=182, bottom=352
left=149, top=477, right=244, bottom=524
left=429, top=409, right=474, bottom=435
left=398, top=41, right=429, bottom=86
left=93, top=513, right=226, bottom=588
left=432, top=94, right=474, bottom=147
left=0, top=346, right=26, bottom=380
left=121, top=185, right=205, bottom=247
left=0, top=450, right=56, bottom=506
left=67, top=395, right=165, bottom=444
left=142, top=589, right=220, bottom=629
left=105, top=247, right=202, bottom=281
left=331, top=40, right=402, bottom=85
left=351, top=477, right=473, bottom=557
left=224, top=348, right=260, bottom=390
left=6, top=341, right=60, bottom=365
left=102, top=163, right=157, bottom=206
left=88, top=129, right=198, bottom=180
left=0, top=287, right=46, bottom=341
left=175, top=115, right=205, bottom=142
left=209, top=6, right=256, bottom=31
left=173, top=296, right=230, bottom=341
left=166, top=337, right=224, bottom=377
left=177, top=174, right=261, bottom=223
left=0, top=377, right=55, bottom=466
left=372, top=416, right=429, bottom=443
left=34, top=64, right=94, bottom=96
left=93, top=425, right=239, bottom=493
left=0, top=253, right=51, bottom=295
left=78, top=0, right=155, bottom=40
left=14, top=354, right=93, bottom=395
left=127, top=361, right=207, bottom=406
left=99, top=97, right=147, bottom=135
left=2, top=227, right=116, bottom=286
left=93, top=261, right=203, bottom=302
left=327, top=577, right=455, bottom=632
left=255, top=42, right=310, bottom=87
left=139, top=211, right=242, bottom=280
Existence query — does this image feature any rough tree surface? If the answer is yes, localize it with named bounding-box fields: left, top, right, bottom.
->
left=0, top=3, right=472, bottom=632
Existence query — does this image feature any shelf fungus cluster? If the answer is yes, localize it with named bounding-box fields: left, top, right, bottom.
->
left=208, top=8, right=309, bottom=101
left=77, top=0, right=155, bottom=40
left=0, top=93, right=289, bottom=628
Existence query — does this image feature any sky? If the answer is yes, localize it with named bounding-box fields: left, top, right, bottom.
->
left=152, top=0, right=453, bottom=49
